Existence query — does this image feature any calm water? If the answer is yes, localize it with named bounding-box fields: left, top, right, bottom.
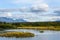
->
left=0, top=29, right=60, bottom=40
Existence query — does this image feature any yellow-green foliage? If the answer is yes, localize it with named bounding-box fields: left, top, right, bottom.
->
left=0, top=32, right=35, bottom=37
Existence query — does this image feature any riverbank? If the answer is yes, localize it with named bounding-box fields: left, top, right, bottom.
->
left=0, top=22, right=60, bottom=31
left=0, top=32, right=35, bottom=37
left=17, top=26, right=60, bottom=31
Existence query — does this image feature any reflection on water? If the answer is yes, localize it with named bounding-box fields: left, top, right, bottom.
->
left=0, top=29, right=60, bottom=40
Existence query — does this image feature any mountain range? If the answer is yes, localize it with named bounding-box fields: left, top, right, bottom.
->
left=0, top=17, right=60, bottom=22
left=0, top=17, right=26, bottom=22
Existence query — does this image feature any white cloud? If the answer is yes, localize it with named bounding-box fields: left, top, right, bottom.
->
left=0, top=1, right=49, bottom=13
left=12, top=0, right=49, bottom=12
left=7, top=13, right=12, bottom=17
left=0, top=12, right=12, bottom=17
left=20, top=4, right=49, bottom=13
left=23, top=16, right=60, bottom=22
left=5, top=12, right=60, bottom=22
left=53, top=9, right=60, bottom=16
left=32, top=3, right=49, bottom=11
left=0, top=0, right=60, bottom=22
left=0, top=11, right=60, bottom=22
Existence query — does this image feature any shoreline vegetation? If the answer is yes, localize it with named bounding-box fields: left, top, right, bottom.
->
left=17, top=27, right=60, bottom=31
left=0, top=22, right=60, bottom=31
left=0, top=32, right=35, bottom=37
left=0, top=22, right=60, bottom=37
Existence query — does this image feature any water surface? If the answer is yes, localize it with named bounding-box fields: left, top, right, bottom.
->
left=0, top=29, right=60, bottom=40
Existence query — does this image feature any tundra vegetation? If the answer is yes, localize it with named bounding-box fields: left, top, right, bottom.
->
left=0, top=32, right=35, bottom=37
left=0, top=22, right=60, bottom=37
left=0, top=22, right=60, bottom=30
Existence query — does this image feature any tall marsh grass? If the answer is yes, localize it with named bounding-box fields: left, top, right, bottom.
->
left=0, top=32, right=35, bottom=37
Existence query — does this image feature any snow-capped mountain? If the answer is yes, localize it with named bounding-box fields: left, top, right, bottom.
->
left=0, top=17, right=60, bottom=22
left=0, top=17, right=26, bottom=22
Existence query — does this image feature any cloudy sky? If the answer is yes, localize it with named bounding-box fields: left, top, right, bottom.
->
left=0, top=0, right=60, bottom=22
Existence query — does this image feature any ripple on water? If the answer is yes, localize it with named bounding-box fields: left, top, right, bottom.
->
left=1, top=29, right=60, bottom=40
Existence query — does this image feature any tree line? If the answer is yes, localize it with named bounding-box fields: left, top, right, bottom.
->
left=0, top=22, right=60, bottom=29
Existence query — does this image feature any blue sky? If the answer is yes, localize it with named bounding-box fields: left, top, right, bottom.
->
left=0, top=0, right=60, bottom=22
left=0, top=0, right=60, bottom=8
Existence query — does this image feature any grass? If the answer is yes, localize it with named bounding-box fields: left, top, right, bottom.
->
left=0, top=32, right=35, bottom=37
left=17, top=26, right=60, bottom=31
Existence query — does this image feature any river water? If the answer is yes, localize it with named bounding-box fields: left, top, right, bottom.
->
left=0, top=29, right=60, bottom=40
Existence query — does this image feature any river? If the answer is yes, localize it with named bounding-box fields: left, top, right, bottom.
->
left=0, top=29, right=60, bottom=40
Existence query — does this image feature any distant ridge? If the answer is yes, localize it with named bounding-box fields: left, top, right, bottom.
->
left=0, top=17, right=26, bottom=22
